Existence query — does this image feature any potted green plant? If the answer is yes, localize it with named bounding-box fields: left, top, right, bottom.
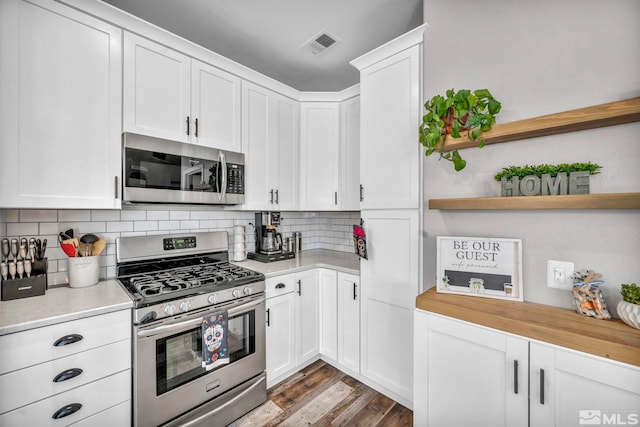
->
left=419, top=88, right=502, bottom=171
left=617, top=283, right=640, bottom=329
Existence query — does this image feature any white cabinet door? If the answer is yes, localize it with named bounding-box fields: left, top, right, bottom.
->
left=191, top=59, right=241, bottom=152
left=530, top=342, right=640, bottom=427
left=337, top=272, right=360, bottom=374
left=319, top=269, right=338, bottom=362
left=242, top=81, right=272, bottom=209
left=272, top=93, right=299, bottom=210
left=123, top=32, right=190, bottom=142
left=359, top=44, right=421, bottom=209
left=359, top=209, right=420, bottom=405
left=340, top=96, right=361, bottom=211
left=266, top=292, right=296, bottom=385
left=299, top=102, right=340, bottom=210
left=414, top=311, right=529, bottom=427
left=0, top=0, right=121, bottom=209
left=295, top=269, right=320, bottom=365
left=241, top=82, right=299, bottom=210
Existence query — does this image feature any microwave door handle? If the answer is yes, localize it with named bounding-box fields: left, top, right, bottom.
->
left=219, top=151, right=227, bottom=202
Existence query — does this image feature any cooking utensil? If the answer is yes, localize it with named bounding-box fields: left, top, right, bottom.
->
left=61, top=242, right=77, bottom=258
left=23, top=260, right=31, bottom=278
left=80, top=234, right=99, bottom=257
left=0, top=262, right=7, bottom=281
left=1, top=239, right=9, bottom=262
left=92, top=238, right=106, bottom=256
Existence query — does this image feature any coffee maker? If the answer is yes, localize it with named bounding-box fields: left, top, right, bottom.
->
left=247, top=212, right=295, bottom=262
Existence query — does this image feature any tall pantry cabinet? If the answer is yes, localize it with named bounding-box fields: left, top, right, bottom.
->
left=350, top=23, right=428, bottom=408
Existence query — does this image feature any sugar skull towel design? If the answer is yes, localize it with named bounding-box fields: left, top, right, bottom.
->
left=353, top=224, right=368, bottom=260
left=202, top=310, right=230, bottom=371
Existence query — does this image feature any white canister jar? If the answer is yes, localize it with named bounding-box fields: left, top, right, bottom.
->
left=68, top=256, right=100, bottom=288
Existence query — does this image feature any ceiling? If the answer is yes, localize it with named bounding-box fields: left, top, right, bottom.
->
left=101, top=0, right=423, bottom=92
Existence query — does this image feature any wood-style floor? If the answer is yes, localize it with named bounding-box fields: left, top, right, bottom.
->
left=228, top=360, right=413, bottom=426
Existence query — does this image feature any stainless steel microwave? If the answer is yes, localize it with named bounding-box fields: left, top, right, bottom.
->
left=122, top=133, right=245, bottom=205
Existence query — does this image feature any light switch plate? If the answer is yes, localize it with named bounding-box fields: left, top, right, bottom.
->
left=547, top=260, right=575, bottom=290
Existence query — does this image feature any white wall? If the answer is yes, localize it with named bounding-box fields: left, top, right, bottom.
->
left=422, top=0, right=640, bottom=310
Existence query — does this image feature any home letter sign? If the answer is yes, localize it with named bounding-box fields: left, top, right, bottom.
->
left=501, top=171, right=589, bottom=196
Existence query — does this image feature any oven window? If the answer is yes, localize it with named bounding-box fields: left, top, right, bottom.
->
left=156, top=310, right=256, bottom=395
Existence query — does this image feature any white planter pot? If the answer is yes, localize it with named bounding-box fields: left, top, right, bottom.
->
left=616, top=300, right=640, bottom=329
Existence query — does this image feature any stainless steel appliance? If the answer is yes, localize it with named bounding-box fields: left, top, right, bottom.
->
left=247, top=212, right=295, bottom=262
left=116, top=232, right=266, bottom=427
left=122, top=133, right=245, bottom=205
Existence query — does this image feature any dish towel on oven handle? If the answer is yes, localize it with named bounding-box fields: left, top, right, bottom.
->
left=202, top=310, right=230, bottom=371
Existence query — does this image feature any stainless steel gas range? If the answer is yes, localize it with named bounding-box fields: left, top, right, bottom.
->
left=116, top=231, right=266, bottom=427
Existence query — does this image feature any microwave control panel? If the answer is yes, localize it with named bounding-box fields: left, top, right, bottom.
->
left=163, top=236, right=197, bottom=251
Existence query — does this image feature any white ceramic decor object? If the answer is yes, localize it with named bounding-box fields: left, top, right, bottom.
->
left=617, top=300, right=640, bottom=329
left=68, top=256, right=100, bottom=288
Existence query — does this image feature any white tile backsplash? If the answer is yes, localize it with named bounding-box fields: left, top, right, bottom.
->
left=0, top=208, right=360, bottom=286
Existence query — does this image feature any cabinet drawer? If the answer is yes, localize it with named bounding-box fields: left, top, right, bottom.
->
left=0, top=369, right=130, bottom=426
left=68, top=400, right=131, bottom=427
left=0, top=339, right=131, bottom=414
left=266, top=274, right=295, bottom=299
left=0, top=310, right=130, bottom=374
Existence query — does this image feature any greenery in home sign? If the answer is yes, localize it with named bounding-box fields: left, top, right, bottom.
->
left=494, top=162, right=603, bottom=181
left=419, top=88, right=502, bottom=171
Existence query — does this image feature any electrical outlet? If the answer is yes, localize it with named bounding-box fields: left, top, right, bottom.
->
left=547, top=260, right=575, bottom=290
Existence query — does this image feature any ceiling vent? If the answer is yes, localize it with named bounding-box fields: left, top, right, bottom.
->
left=300, top=31, right=341, bottom=56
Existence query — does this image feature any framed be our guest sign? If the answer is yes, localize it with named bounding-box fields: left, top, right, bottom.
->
left=436, top=236, right=523, bottom=301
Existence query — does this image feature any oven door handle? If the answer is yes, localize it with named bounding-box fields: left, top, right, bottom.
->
left=179, top=374, right=266, bottom=427
left=137, top=297, right=265, bottom=338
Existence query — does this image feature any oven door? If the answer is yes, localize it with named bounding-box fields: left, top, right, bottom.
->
left=133, top=294, right=265, bottom=427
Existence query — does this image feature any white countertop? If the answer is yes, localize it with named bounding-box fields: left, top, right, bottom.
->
left=0, top=279, right=133, bottom=336
left=233, top=249, right=360, bottom=277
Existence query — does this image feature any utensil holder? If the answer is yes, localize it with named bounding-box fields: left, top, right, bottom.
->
left=68, top=256, right=100, bottom=288
left=1, top=258, right=48, bottom=301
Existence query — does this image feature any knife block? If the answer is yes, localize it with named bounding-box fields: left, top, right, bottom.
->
left=1, top=258, right=48, bottom=301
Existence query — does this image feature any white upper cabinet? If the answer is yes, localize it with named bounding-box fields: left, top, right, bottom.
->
left=124, top=32, right=241, bottom=152
left=299, top=102, right=340, bottom=210
left=353, top=37, right=423, bottom=209
left=242, top=81, right=299, bottom=210
left=0, top=0, right=122, bottom=209
left=191, top=59, right=242, bottom=152
left=339, top=96, right=361, bottom=210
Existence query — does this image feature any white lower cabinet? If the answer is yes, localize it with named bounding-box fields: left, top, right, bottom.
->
left=265, top=274, right=297, bottom=385
left=265, top=270, right=320, bottom=387
left=0, top=309, right=131, bottom=426
left=414, top=310, right=640, bottom=427
left=337, top=272, right=360, bottom=374
left=319, top=269, right=339, bottom=362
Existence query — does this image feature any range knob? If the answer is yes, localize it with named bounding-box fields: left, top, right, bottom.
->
left=207, top=294, right=218, bottom=304
left=179, top=301, right=191, bottom=312
left=243, top=287, right=252, bottom=295
left=164, top=304, right=176, bottom=316
left=232, top=289, right=241, bottom=298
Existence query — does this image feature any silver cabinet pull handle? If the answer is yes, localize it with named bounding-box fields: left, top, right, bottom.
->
left=359, top=184, right=364, bottom=202
left=513, top=360, right=518, bottom=394
left=353, top=282, right=357, bottom=300
left=297, top=280, right=301, bottom=296
left=275, top=189, right=279, bottom=204
left=270, top=189, right=274, bottom=204
left=195, top=118, right=199, bottom=137
left=266, top=308, right=270, bottom=327
left=186, top=116, right=190, bottom=136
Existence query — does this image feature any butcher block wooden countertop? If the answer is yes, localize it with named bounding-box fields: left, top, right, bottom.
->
left=416, top=287, right=640, bottom=367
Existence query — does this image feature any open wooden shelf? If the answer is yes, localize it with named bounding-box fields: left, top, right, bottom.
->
left=441, top=97, right=640, bottom=152
left=428, top=192, right=640, bottom=210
